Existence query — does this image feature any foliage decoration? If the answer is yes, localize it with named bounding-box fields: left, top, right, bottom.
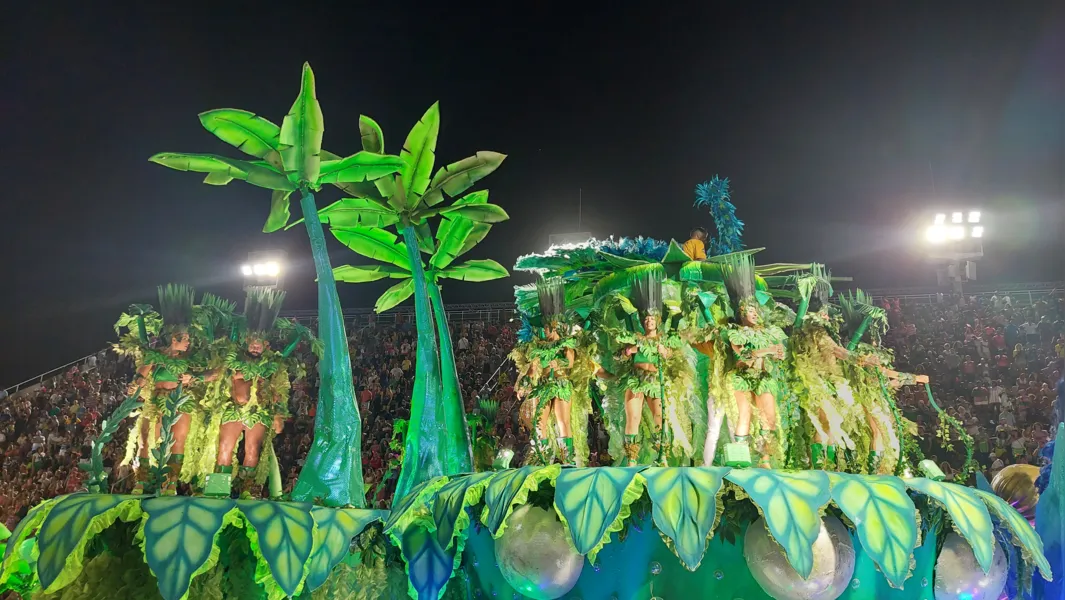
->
left=480, top=464, right=562, bottom=537
left=430, top=472, right=495, bottom=551
left=828, top=473, right=918, bottom=588
left=304, top=507, right=387, bottom=593
left=640, top=466, right=729, bottom=571
left=904, top=478, right=995, bottom=574
left=237, top=499, right=316, bottom=598
left=140, top=496, right=239, bottom=600
left=552, top=466, right=646, bottom=563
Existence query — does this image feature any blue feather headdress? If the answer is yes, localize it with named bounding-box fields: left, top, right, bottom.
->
left=694, top=176, right=745, bottom=256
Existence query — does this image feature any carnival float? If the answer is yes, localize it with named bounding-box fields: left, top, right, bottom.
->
left=0, top=63, right=1061, bottom=600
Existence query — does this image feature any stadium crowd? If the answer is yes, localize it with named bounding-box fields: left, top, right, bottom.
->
left=1, top=292, right=1062, bottom=525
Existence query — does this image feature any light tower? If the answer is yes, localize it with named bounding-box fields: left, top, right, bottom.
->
left=241, top=250, right=287, bottom=291
left=924, top=210, right=984, bottom=302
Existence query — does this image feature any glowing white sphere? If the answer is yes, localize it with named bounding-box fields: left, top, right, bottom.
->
left=744, top=515, right=855, bottom=600
left=494, top=504, right=584, bottom=599
left=934, top=532, right=1007, bottom=600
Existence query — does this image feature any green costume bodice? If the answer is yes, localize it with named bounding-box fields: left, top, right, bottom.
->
left=724, top=324, right=787, bottom=369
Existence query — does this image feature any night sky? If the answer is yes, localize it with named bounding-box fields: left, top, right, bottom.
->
left=4, top=2, right=1064, bottom=386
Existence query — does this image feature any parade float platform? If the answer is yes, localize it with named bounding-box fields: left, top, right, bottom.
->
left=0, top=465, right=1051, bottom=600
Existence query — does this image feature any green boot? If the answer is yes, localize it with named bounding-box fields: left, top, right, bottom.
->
left=162, top=454, right=183, bottom=496
left=237, top=466, right=259, bottom=499
left=653, top=432, right=669, bottom=466
left=204, top=464, right=233, bottom=498
left=131, top=461, right=151, bottom=495
left=811, top=443, right=825, bottom=470
left=826, top=446, right=838, bottom=470
left=558, top=437, right=575, bottom=465
left=724, top=435, right=752, bottom=468
left=623, top=434, right=640, bottom=467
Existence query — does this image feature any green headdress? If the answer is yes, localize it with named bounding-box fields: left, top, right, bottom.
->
left=536, top=276, right=566, bottom=328
left=838, top=289, right=887, bottom=350
left=630, top=264, right=663, bottom=317
left=157, top=284, right=195, bottom=334
left=720, top=252, right=769, bottom=316
left=198, top=292, right=237, bottom=341
left=242, top=288, right=286, bottom=341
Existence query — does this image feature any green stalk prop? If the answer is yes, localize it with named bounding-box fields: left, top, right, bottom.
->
left=427, top=280, right=473, bottom=473
left=394, top=225, right=447, bottom=504
left=847, top=315, right=871, bottom=351
left=268, top=443, right=283, bottom=499
left=793, top=297, right=810, bottom=328
left=292, top=190, right=365, bottom=507
left=924, top=382, right=975, bottom=480
left=82, top=387, right=144, bottom=492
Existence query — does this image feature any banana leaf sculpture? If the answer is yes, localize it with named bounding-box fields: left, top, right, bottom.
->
left=150, top=63, right=407, bottom=507
left=292, top=103, right=508, bottom=503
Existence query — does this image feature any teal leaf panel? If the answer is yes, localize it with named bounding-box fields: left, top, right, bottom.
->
left=385, top=476, right=449, bottom=535
left=141, top=496, right=237, bottom=600
left=304, top=507, right=387, bottom=592
left=238, top=499, right=315, bottom=597
left=480, top=465, right=560, bottom=537
left=905, top=478, right=995, bottom=573
left=4, top=496, right=60, bottom=563
left=828, top=473, right=918, bottom=588
left=974, top=488, right=1053, bottom=581
left=726, top=469, right=831, bottom=579
left=431, top=472, right=495, bottom=550
left=400, top=523, right=457, bottom=600
left=641, top=466, right=729, bottom=571
left=553, top=466, right=646, bottom=563
left=37, top=494, right=141, bottom=591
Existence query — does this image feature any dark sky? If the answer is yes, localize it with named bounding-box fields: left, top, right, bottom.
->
left=4, top=2, right=1064, bottom=386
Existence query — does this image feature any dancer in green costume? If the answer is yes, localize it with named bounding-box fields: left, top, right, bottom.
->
left=522, top=277, right=578, bottom=463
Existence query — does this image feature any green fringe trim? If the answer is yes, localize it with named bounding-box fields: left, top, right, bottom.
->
left=41, top=498, right=145, bottom=594
left=484, top=464, right=561, bottom=540
left=385, top=477, right=451, bottom=544
left=0, top=496, right=62, bottom=583
left=552, top=472, right=646, bottom=565
left=441, top=476, right=495, bottom=552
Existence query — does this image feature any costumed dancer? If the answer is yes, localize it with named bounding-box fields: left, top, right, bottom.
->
left=677, top=278, right=731, bottom=466
left=720, top=254, right=787, bottom=469
left=524, top=277, right=578, bottom=464
left=215, top=288, right=293, bottom=497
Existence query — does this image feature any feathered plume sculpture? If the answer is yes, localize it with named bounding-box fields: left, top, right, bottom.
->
left=694, top=175, right=745, bottom=256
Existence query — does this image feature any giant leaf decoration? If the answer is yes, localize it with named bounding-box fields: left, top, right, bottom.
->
left=480, top=465, right=561, bottom=537
left=3, top=497, right=59, bottom=564
left=430, top=217, right=474, bottom=270
left=316, top=152, right=405, bottom=185
left=330, top=226, right=411, bottom=270
left=905, top=478, right=995, bottom=573
left=279, top=62, right=324, bottom=185
left=141, top=496, right=237, bottom=600
left=458, top=223, right=492, bottom=257
left=437, top=259, right=509, bottom=282
left=439, top=203, right=509, bottom=223
left=238, top=499, right=315, bottom=598
left=641, top=466, right=729, bottom=571
left=304, top=508, right=387, bottom=593
left=334, top=264, right=410, bottom=284
left=421, top=151, right=507, bottom=207
left=726, top=469, right=831, bottom=579
left=198, top=109, right=282, bottom=169
left=430, top=472, right=495, bottom=551
left=975, top=488, right=1053, bottom=581
left=358, top=115, right=385, bottom=153
left=385, top=477, right=450, bottom=536
left=149, top=153, right=295, bottom=191
left=314, top=198, right=400, bottom=228
left=400, top=102, right=440, bottom=202
left=553, top=466, right=645, bottom=563
left=263, top=190, right=292, bottom=233
left=375, top=279, right=415, bottom=313
left=36, top=494, right=141, bottom=592
left=828, top=473, right=918, bottom=588
left=399, top=524, right=457, bottom=600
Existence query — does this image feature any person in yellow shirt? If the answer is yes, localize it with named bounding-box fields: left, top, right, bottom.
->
left=682, top=227, right=708, bottom=260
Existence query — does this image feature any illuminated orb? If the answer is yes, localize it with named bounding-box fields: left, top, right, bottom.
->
left=934, top=532, right=1007, bottom=600
left=991, top=464, right=1040, bottom=521
left=744, top=515, right=855, bottom=600
left=494, top=504, right=584, bottom=599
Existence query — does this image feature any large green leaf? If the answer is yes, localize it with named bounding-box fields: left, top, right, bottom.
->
left=422, top=151, right=506, bottom=207
left=317, top=152, right=406, bottom=185
left=198, top=109, right=282, bottom=169
left=385, top=477, right=450, bottom=537
left=439, top=203, right=509, bottom=223
left=238, top=499, right=315, bottom=598
left=263, top=190, right=292, bottom=233
left=315, top=197, right=400, bottom=228
left=330, top=226, right=411, bottom=269
left=430, top=217, right=474, bottom=269
left=641, top=466, right=729, bottom=571
left=304, top=508, right=387, bottom=593
left=141, top=496, right=237, bottom=600
left=400, top=102, right=440, bottom=203
left=319, top=149, right=389, bottom=205
left=553, top=466, right=645, bottom=562
left=437, top=259, right=509, bottom=282
left=414, top=220, right=435, bottom=254
left=975, top=488, right=1053, bottom=581
left=334, top=264, right=410, bottom=284
left=37, top=494, right=141, bottom=592
left=430, top=472, right=495, bottom=551
left=358, top=115, right=385, bottom=153
left=828, top=473, right=918, bottom=588
left=906, top=478, right=995, bottom=573
left=150, top=153, right=295, bottom=191
left=375, top=279, right=415, bottom=313
left=726, top=469, right=831, bottom=579
left=279, top=62, right=324, bottom=185
left=480, top=465, right=561, bottom=537
left=399, top=524, right=457, bottom=600
left=458, top=223, right=491, bottom=257
left=3, top=497, right=59, bottom=565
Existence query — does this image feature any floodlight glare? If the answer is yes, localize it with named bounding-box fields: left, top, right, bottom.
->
left=971, top=226, right=984, bottom=238
left=948, top=226, right=966, bottom=240
left=262, top=261, right=280, bottom=276
left=934, top=213, right=946, bottom=225
left=926, top=226, right=947, bottom=244
left=952, top=212, right=963, bottom=224
left=968, top=211, right=981, bottom=224
left=241, top=264, right=253, bottom=276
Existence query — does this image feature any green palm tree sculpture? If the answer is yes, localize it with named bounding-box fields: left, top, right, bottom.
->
left=149, top=63, right=405, bottom=507
left=291, top=103, right=507, bottom=502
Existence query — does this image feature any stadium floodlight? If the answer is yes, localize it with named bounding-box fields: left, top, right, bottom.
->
left=968, top=211, right=981, bottom=224
left=948, top=226, right=966, bottom=240
left=242, top=251, right=287, bottom=291
left=951, top=212, right=963, bottom=223
left=971, top=226, right=984, bottom=238
left=241, top=264, right=253, bottom=276
left=934, top=213, right=946, bottom=225
left=926, top=226, right=946, bottom=244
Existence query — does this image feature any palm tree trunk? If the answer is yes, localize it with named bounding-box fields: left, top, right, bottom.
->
left=394, top=225, right=447, bottom=503
left=292, top=189, right=365, bottom=507
left=427, top=280, right=473, bottom=473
